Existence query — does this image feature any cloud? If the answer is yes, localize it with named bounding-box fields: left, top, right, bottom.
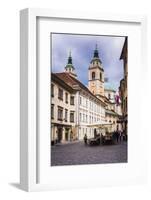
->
left=51, top=33, right=125, bottom=90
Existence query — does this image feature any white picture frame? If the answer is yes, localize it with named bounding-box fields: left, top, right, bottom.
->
left=20, top=8, right=147, bottom=192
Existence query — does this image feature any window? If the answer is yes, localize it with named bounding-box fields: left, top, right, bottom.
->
left=58, top=106, right=63, bottom=121
left=58, top=88, right=63, bottom=100
left=86, top=99, right=88, bottom=108
left=65, top=92, right=68, bottom=103
left=70, top=96, right=74, bottom=105
left=65, top=109, right=68, bottom=122
left=79, top=96, right=82, bottom=105
left=70, top=111, right=74, bottom=123
left=100, top=72, right=102, bottom=81
left=92, top=72, right=95, bottom=80
left=51, top=84, right=54, bottom=97
left=86, top=115, right=88, bottom=123
left=80, top=113, right=82, bottom=121
left=51, top=104, right=54, bottom=119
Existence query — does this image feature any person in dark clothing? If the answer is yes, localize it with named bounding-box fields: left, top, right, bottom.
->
left=119, top=130, right=122, bottom=142
left=113, top=131, right=116, bottom=143
left=84, top=134, right=88, bottom=145
left=116, top=131, right=119, bottom=143
left=94, top=128, right=97, bottom=138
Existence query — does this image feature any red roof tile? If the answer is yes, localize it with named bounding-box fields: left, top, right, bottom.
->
left=54, top=72, right=106, bottom=106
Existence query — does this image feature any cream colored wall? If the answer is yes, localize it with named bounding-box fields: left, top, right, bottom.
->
left=88, top=79, right=104, bottom=96
left=105, top=90, right=115, bottom=102
left=88, top=67, right=104, bottom=80
left=51, top=81, right=75, bottom=125
left=88, top=65, right=104, bottom=96
left=51, top=81, right=76, bottom=142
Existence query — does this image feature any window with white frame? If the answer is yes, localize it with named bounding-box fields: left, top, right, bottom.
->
left=70, top=111, right=74, bottom=122
left=51, top=104, right=54, bottom=119
left=70, top=96, right=75, bottom=105
left=80, top=113, right=82, bottom=121
left=58, top=106, right=63, bottom=121
left=58, top=88, right=63, bottom=100
left=79, top=96, right=82, bottom=105
left=65, top=109, right=68, bottom=122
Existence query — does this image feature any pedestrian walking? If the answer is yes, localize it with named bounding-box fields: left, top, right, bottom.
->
left=119, top=130, right=122, bottom=142
left=84, top=134, right=88, bottom=145
left=94, top=128, right=97, bottom=138
left=116, top=130, right=119, bottom=143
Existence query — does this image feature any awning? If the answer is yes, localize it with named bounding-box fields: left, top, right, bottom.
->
left=105, top=109, right=118, bottom=116
left=87, top=121, right=113, bottom=128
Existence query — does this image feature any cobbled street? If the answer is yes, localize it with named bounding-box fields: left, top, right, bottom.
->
left=51, top=141, right=127, bottom=166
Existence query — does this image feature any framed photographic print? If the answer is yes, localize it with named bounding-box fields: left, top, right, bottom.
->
left=20, top=8, right=147, bottom=191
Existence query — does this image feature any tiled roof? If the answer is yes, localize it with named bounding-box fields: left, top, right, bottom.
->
left=51, top=73, right=74, bottom=93
left=54, top=72, right=106, bottom=106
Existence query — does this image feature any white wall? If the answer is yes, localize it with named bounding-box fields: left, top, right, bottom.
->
left=0, top=0, right=151, bottom=199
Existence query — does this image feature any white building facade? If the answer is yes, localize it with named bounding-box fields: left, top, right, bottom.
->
left=77, top=90, right=106, bottom=140
left=55, top=72, right=106, bottom=141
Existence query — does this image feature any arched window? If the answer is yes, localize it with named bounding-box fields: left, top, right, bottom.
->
left=92, top=72, right=95, bottom=80
left=100, top=72, right=102, bottom=81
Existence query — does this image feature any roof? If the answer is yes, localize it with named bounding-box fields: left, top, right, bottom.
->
left=97, top=94, right=114, bottom=105
left=55, top=72, right=106, bottom=106
left=51, top=73, right=74, bottom=93
left=120, top=37, right=128, bottom=60
left=104, top=82, right=116, bottom=92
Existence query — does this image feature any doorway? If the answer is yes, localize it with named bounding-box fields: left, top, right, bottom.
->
left=65, top=128, right=69, bottom=141
left=58, top=128, right=63, bottom=143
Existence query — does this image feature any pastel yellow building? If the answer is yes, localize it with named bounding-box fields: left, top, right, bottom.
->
left=51, top=73, right=77, bottom=144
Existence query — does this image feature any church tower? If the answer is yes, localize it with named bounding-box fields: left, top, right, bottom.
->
left=65, top=51, right=77, bottom=78
left=88, top=44, right=104, bottom=97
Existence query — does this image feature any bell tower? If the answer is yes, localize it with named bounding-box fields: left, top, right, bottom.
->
left=88, top=44, right=104, bottom=97
left=65, top=51, right=77, bottom=78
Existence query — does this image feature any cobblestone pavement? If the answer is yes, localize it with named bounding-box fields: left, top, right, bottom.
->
left=51, top=141, right=127, bottom=166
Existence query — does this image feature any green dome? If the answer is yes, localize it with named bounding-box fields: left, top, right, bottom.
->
left=104, top=82, right=116, bottom=91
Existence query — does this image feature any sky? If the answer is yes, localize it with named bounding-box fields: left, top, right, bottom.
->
left=51, top=33, right=125, bottom=91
